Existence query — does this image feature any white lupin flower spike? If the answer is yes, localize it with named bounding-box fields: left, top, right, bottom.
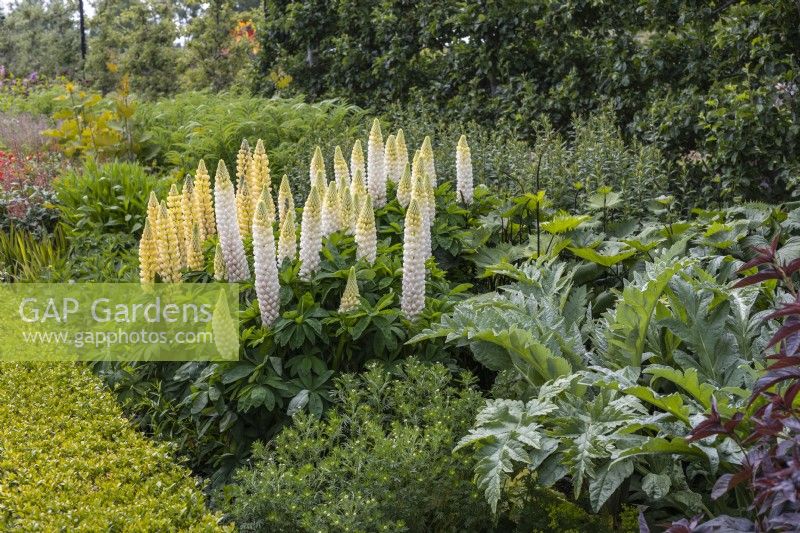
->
left=252, top=199, right=281, bottom=326
left=401, top=198, right=426, bottom=319
left=367, top=118, right=386, bottom=207
left=214, top=160, right=251, bottom=282
left=456, top=135, right=473, bottom=204
left=355, top=194, right=377, bottom=264
left=298, top=185, right=323, bottom=280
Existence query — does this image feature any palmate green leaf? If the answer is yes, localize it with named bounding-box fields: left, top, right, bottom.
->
left=456, top=399, right=556, bottom=513
left=661, top=277, right=742, bottom=385
left=622, top=385, right=692, bottom=425
left=541, top=213, right=591, bottom=234
left=567, top=243, right=637, bottom=267
left=615, top=437, right=706, bottom=463
left=603, top=254, right=690, bottom=367
left=644, top=365, right=715, bottom=410
left=589, top=459, right=634, bottom=512
left=473, top=327, right=572, bottom=385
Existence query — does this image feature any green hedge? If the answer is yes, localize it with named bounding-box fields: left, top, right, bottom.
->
left=0, top=362, right=229, bottom=531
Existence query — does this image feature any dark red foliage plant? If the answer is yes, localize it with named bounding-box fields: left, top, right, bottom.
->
left=661, top=234, right=800, bottom=533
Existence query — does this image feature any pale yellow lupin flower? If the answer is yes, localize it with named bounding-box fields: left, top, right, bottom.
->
left=338, top=267, right=360, bottom=313
left=186, top=222, right=205, bottom=271
left=321, top=180, right=342, bottom=237
left=277, top=207, right=297, bottom=266
left=236, top=177, right=253, bottom=239
left=138, top=219, right=158, bottom=284
left=146, top=191, right=159, bottom=230
left=384, top=134, right=400, bottom=183
left=250, top=139, right=271, bottom=209
left=350, top=139, right=366, bottom=189
left=236, top=139, right=252, bottom=187
left=309, top=145, right=325, bottom=185
left=157, top=201, right=182, bottom=283
left=355, top=195, right=377, bottom=263
left=339, top=182, right=354, bottom=235
left=181, top=176, right=195, bottom=258
left=213, top=243, right=226, bottom=281
left=420, top=136, right=436, bottom=186
left=367, top=118, right=386, bottom=207
left=193, top=159, right=216, bottom=237
left=456, top=134, right=473, bottom=204
left=396, top=163, right=412, bottom=208
left=277, top=174, right=294, bottom=225
left=298, top=185, right=323, bottom=280
left=333, top=145, right=350, bottom=187
left=395, top=129, right=409, bottom=174
left=167, top=183, right=185, bottom=266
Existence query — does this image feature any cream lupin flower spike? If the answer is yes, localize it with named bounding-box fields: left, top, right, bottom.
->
left=321, top=180, right=341, bottom=237
left=333, top=145, right=350, bottom=187
left=157, top=201, right=182, bottom=283
left=138, top=219, right=158, bottom=284
left=252, top=198, right=281, bottom=326
left=146, top=191, right=159, bottom=230
left=236, top=139, right=251, bottom=187
left=350, top=140, right=366, bottom=189
left=309, top=145, right=325, bottom=185
left=338, top=266, right=360, bottom=313
left=396, top=163, right=412, bottom=208
left=181, top=176, right=195, bottom=258
left=420, top=136, right=436, bottom=186
left=167, top=184, right=185, bottom=266
left=277, top=207, right=297, bottom=266
left=395, top=129, right=409, bottom=174
left=384, top=134, right=400, bottom=183
left=355, top=195, right=377, bottom=263
left=193, top=159, right=215, bottom=238
left=456, top=135, right=473, bottom=204
left=411, top=171, right=432, bottom=260
left=236, top=176, right=253, bottom=239
left=214, top=160, right=250, bottom=282
left=367, top=119, right=386, bottom=207
left=401, top=198, right=426, bottom=319
left=250, top=139, right=271, bottom=208
left=298, top=185, right=323, bottom=280
left=213, top=243, right=226, bottom=281
left=339, top=182, right=354, bottom=235
left=277, top=174, right=294, bottom=225
left=186, top=222, right=204, bottom=271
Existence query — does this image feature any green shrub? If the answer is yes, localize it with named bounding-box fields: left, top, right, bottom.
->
left=0, top=362, right=228, bottom=531
left=257, top=0, right=800, bottom=202
left=51, top=160, right=164, bottom=282
left=0, top=225, right=67, bottom=282
left=54, top=159, right=165, bottom=237
left=220, top=361, right=466, bottom=531
left=133, top=92, right=365, bottom=196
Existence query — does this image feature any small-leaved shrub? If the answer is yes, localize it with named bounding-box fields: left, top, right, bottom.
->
left=0, top=362, right=228, bottom=531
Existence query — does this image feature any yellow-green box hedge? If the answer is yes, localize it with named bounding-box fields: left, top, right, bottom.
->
left=0, top=362, right=230, bottom=532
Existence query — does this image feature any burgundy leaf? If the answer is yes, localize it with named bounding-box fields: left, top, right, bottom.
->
left=732, top=270, right=782, bottom=289
left=782, top=257, right=800, bottom=276
left=766, top=321, right=800, bottom=349
left=766, top=302, right=800, bottom=321
left=711, top=468, right=750, bottom=500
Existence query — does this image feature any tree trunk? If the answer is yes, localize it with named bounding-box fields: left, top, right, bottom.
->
left=78, top=0, right=87, bottom=64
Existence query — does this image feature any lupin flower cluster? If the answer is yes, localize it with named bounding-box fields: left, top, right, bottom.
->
left=137, top=128, right=470, bottom=327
